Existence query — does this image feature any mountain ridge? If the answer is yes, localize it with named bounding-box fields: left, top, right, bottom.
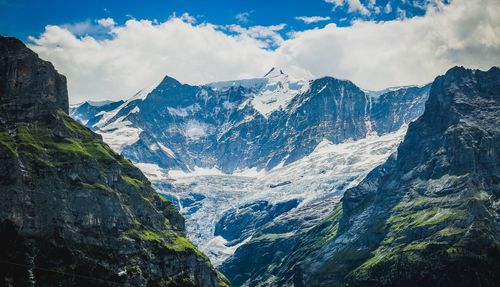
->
left=70, top=65, right=432, bottom=268
left=220, top=66, right=500, bottom=286
left=0, top=36, right=229, bottom=287
left=71, top=69, right=430, bottom=174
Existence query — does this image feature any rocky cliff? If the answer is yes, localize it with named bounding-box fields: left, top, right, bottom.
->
left=221, top=66, right=500, bottom=286
left=0, top=36, right=68, bottom=121
left=0, top=36, right=229, bottom=287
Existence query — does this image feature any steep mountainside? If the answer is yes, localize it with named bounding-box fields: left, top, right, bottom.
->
left=0, top=36, right=228, bottom=287
left=222, top=67, right=500, bottom=286
left=71, top=66, right=431, bottom=268
left=71, top=69, right=430, bottom=173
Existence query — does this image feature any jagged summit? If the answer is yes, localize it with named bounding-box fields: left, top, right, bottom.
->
left=0, top=36, right=68, bottom=121
left=263, top=67, right=285, bottom=78
left=158, top=74, right=183, bottom=88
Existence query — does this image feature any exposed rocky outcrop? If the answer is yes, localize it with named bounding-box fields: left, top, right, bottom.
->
left=214, top=199, right=299, bottom=245
left=0, top=36, right=229, bottom=287
left=0, top=36, right=68, bottom=121
left=70, top=70, right=429, bottom=173
left=221, top=67, right=500, bottom=286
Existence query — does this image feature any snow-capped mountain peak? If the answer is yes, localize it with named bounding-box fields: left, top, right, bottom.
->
left=70, top=72, right=431, bottom=267
left=249, top=69, right=307, bottom=117
left=71, top=73, right=430, bottom=174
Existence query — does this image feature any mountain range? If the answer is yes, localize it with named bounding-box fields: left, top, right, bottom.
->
left=221, top=66, right=500, bottom=286
left=71, top=67, right=430, bottom=173
left=71, top=63, right=500, bottom=286
left=1, top=33, right=499, bottom=287
left=70, top=64, right=432, bottom=267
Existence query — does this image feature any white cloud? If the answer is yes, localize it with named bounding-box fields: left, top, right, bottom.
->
left=325, top=0, right=371, bottom=15
left=29, top=0, right=500, bottom=103
left=223, top=24, right=286, bottom=48
left=235, top=11, right=252, bottom=23
left=97, top=18, right=115, bottom=28
left=178, top=12, right=197, bottom=24
left=278, top=0, right=500, bottom=89
left=30, top=16, right=276, bottom=103
left=295, top=16, right=332, bottom=24
left=324, top=0, right=344, bottom=7
left=384, top=2, right=392, bottom=14
left=59, top=18, right=115, bottom=38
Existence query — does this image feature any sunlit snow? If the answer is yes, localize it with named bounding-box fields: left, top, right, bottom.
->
left=137, top=126, right=407, bottom=265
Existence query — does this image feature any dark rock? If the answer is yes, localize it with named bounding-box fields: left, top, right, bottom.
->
left=0, top=36, right=68, bottom=121
left=215, top=199, right=300, bottom=244
left=0, top=37, right=229, bottom=287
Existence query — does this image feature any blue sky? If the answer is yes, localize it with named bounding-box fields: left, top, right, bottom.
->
left=1, top=0, right=497, bottom=104
left=1, top=0, right=440, bottom=41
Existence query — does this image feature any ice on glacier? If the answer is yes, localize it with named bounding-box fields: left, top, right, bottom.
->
left=141, top=127, right=408, bottom=265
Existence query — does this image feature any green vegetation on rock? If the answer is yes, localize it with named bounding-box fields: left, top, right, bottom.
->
left=122, top=175, right=145, bottom=188
left=0, top=112, right=229, bottom=286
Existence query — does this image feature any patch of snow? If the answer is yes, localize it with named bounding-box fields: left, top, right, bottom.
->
left=129, top=85, right=156, bottom=101
left=93, top=84, right=157, bottom=129
left=168, top=166, right=225, bottom=178
left=232, top=167, right=266, bottom=177
left=71, top=113, right=89, bottom=126
left=207, top=69, right=307, bottom=118
left=249, top=71, right=307, bottom=118
left=98, top=116, right=142, bottom=152
left=158, top=143, right=176, bottom=158
left=167, top=104, right=200, bottom=117
left=222, top=100, right=236, bottom=110
left=183, top=120, right=212, bottom=140
left=94, top=102, right=128, bottom=128
left=202, top=236, right=252, bottom=266
left=130, top=106, right=140, bottom=114
left=317, top=84, right=328, bottom=94
left=135, top=163, right=170, bottom=182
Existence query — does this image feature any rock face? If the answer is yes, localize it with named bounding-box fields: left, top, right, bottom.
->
left=221, top=67, right=500, bottom=286
left=70, top=70, right=430, bottom=173
left=0, top=37, right=228, bottom=287
left=214, top=199, right=299, bottom=244
left=0, top=36, right=68, bottom=121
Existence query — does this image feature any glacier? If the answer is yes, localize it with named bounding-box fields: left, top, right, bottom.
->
left=138, top=127, right=407, bottom=265
left=70, top=69, right=429, bottom=266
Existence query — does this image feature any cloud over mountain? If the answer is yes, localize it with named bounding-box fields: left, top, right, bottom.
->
left=29, top=0, right=500, bottom=103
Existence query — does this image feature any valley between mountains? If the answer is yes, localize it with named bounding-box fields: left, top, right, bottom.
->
left=1, top=35, right=499, bottom=287
left=71, top=65, right=430, bottom=268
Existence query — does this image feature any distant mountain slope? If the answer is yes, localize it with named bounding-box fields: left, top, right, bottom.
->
left=70, top=100, right=124, bottom=127
left=0, top=36, right=228, bottom=287
left=71, top=69, right=430, bottom=174
left=70, top=65, right=431, bottom=271
left=221, top=67, right=500, bottom=286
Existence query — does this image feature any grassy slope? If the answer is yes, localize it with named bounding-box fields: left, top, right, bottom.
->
left=313, top=188, right=500, bottom=286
